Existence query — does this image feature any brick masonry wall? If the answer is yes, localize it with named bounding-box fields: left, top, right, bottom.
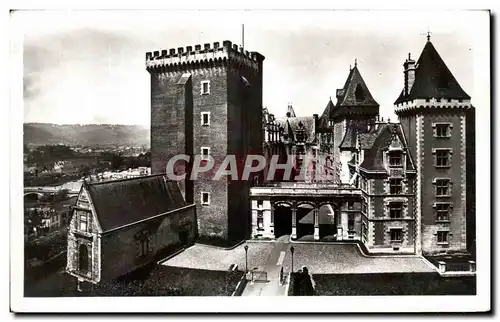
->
left=420, top=112, right=467, bottom=253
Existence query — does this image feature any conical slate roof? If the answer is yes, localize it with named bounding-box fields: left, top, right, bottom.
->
left=394, top=40, right=470, bottom=104
left=336, top=65, right=379, bottom=107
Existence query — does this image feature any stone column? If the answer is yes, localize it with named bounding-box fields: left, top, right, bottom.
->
left=291, top=202, right=297, bottom=239
left=313, top=205, right=320, bottom=240
left=271, top=206, right=275, bottom=239
left=438, top=261, right=447, bottom=274
left=469, top=260, right=476, bottom=273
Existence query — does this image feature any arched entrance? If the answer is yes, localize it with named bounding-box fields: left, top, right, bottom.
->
left=296, top=202, right=315, bottom=239
left=273, top=202, right=292, bottom=238
left=79, top=244, right=89, bottom=273
left=318, top=203, right=337, bottom=239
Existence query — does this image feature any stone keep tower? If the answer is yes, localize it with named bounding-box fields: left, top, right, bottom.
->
left=394, top=36, right=472, bottom=255
left=146, top=41, right=265, bottom=242
left=332, top=63, right=379, bottom=184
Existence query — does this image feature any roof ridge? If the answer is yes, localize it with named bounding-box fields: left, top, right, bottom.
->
left=86, top=172, right=166, bottom=186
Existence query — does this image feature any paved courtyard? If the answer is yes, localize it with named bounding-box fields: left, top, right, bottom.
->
left=162, top=238, right=434, bottom=275
left=161, top=242, right=276, bottom=271
left=283, top=243, right=434, bottom=274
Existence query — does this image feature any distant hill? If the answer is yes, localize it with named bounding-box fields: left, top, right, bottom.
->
left=23, top=123, right=150, bottom=147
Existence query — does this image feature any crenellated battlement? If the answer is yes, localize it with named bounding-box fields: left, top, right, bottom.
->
left=145, top=40, right=264, bottom=72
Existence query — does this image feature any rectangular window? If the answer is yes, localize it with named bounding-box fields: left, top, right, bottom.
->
left=390, top=229, right=403, bottom=242
left=389, top=202, right=403, bottom=219
left=201, top=192, right=210, bottom=205
left=79, top=213, right=88, bottom=232
left=348, top=202, right=354, bottom=210
left=435, top=150, right=451, bottom=167
left=389, top=152, right=402, bottom=166
left=390, top=179, right=403, bottom=194
left=201, top=112, right=210, bottom=126
left=436, top=203, right=450, bottom=222
left=257, top=200, right=263, bottom=208
left=436, top=179, right=451, bottom=196
left=201, top=147, right=210, bottom=160
left=435, top=124, right=451, bottom=138
left=437, top=231, right=449, bottom=243
left=201, top=80, right=210, bottom=95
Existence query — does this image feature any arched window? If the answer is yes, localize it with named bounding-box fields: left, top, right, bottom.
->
left=79, top=244, right=89, bottom=273
left=355, top=84, right=365, bottom=101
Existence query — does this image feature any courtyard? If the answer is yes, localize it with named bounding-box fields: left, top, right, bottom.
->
left=161, top=238, right=435, bottom=274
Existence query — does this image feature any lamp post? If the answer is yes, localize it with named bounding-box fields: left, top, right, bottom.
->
left=244, top=245, right=249, bottom=273
left=290, top=246, right=295, bottom=273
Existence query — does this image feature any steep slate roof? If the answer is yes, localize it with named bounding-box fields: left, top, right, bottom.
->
left=359, top=124, right=415, bottom=172
left=339, top=122, right=358, bottom=150
left=358, top=131, right=378, bottom=150
left=336, top=66, right=379, bottom=107
left=317, top=99, right=335, bottom=130
left=286, top=104, right=297, bottom=117
left=86, top=174, right=187, bottom=232
left=287, top=116, right=316, bottom=144
left=394, top=40, right=470, bottom=104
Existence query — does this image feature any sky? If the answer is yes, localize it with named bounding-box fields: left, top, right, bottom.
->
left=18, top=10, right=489, bottom=125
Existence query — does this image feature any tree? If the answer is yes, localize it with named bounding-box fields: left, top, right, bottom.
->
left=54, top=189, right=69, bottom=202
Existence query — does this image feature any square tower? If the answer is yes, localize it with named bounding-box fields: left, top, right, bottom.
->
left=394, top=37, right=474, bottom=255
left=146, top=41, right=265, bottom=242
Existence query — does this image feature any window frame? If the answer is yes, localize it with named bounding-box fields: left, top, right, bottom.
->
left=389, top=202, right=403, bottom=219
left=200, top=147, right=211, bottom=160
left=200, top=80, right=210, bottom=95
left=437, top=231, right=449, bottom=244
left=201, top=112, right=211, bottom=126
left=390, top=228, right=403, bottom=242
left=201, top=192, right=210, bottom=206
left=433, top=122, right=453, bottom=138
left=434, top=178, right=452, bottom=197
left=389, top=178, right=403, bottom=195
left=79, top=213, right=88, bottom=232
left=388, top=151, right=403, bottom=166
left=435, top=202, right=452, bottom=222
left=433, top=148, right=452, bottom=168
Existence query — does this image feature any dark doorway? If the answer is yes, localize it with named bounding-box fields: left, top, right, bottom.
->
left=79, top=244, right=89, bottom=273
left=179, top=227, right=190, bottom=245
left=273, top=205, right=292, bottom=238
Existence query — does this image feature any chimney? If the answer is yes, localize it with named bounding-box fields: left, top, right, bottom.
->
left=403, top=53, right=416, bottom=96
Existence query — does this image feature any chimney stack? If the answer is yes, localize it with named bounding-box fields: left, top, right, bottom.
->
left=403, top=53, right=416, bottom=96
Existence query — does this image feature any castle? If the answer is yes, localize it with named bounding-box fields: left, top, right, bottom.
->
left=146, top=35, right=475, bottom=255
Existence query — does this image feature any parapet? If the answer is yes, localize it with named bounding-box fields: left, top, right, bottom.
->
left=145, top=40, right=265, bottom=72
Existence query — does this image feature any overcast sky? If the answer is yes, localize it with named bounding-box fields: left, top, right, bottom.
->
left=18, top=10, right=489, bottom=125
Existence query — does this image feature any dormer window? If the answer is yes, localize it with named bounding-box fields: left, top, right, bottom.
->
left=388, top=151, right=402, bottom=166
left=355, top=84, right=365, bottom=101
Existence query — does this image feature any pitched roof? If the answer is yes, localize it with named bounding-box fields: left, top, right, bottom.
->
left=339, top=122, right=358, bottom=150
left=287, top=116, right=316, bottom=144
left=317, top=99, right=334, bottom=130
left=358, top=131, right=378, bottom=150
left=394, top=40, right=470, bottom=104
left=336, top=66, right=379, bottom=107
left=359, top=124, right=415, bottom=172
left=286, top=104, right=296, bottom=118
left=86, top=174, right=187, bottom=232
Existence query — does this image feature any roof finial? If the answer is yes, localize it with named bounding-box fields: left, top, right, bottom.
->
left=427, top=29, right=432, bottom=42
left=349, top=64, right=352, bottom=70
left=354, top=58, right=357, bottom=67
left=329, top=96, right=331, bottom=101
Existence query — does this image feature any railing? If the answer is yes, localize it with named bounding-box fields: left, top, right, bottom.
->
left=258, top=182, right=355, bottom=189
